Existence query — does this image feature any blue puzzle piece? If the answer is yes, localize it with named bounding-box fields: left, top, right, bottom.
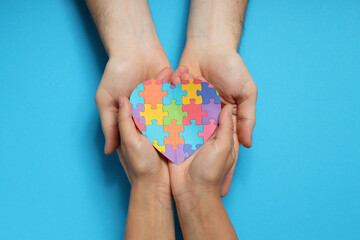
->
left=183, top=144, right=196, bottom=156
left=141, top=120, right=168, bottom=145
left=179, top=120, right=204, bottom=150
left=197, top=82, right=221, bottom=104
left=130, top=83, right=145, bottom=109
left=162, top=82, right=187, bottom=105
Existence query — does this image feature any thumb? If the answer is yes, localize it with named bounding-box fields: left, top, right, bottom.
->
left=95, top=92, right=120, bottom=155
left=214, top=105, right=234, bottom=149
left=118, top=96, right=139, bottom=139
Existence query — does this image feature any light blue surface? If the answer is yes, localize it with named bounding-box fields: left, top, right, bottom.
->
left=1, top=0, right=360, bottom=239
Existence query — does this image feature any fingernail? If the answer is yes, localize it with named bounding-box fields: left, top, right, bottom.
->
left=119, top=97, right=123, bottom=108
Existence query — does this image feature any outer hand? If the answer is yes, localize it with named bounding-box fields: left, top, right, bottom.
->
left=172, top=46, right=257, bottom=196
left=95, top=51, right=171, bottom=154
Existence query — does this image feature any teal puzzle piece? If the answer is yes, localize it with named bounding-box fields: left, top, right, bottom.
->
left=179, top=120, right=204, bottom=150
left=162, top=83, right=187, bottom=105
left=130, top=84, right=145, bottom=109
left=141, top=120, right=168, bottom=145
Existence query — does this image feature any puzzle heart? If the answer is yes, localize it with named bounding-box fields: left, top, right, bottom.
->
left=130, top=79, right=221, bottom=164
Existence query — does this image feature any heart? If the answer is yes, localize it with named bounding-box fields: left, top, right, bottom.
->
left=130, top=79, right=221, bottom=164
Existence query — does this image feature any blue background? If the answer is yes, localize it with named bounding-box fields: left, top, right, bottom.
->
left=1, top=0, right=360, bottom=239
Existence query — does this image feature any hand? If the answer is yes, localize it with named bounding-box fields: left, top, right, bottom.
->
left=169, top=104, right=238, bottom=239
left=172, top=45, right=257, bottom=196
left=95, top=49, right=171, bottom=154
left=169, top=102, right=236, bottom=200
left=116, top=92, right=171, bottom=189
left=118, top=95, right=175, bottom=239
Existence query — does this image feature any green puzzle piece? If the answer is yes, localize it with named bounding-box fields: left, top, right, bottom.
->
left=163, top=100, right=188, bottom=125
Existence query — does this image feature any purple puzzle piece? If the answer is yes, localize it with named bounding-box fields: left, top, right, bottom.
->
left=132, top=104, right=145, bottom=125
left=201, top=99, right=221, bottom=125
left=164, top=144, right=189, bottom=165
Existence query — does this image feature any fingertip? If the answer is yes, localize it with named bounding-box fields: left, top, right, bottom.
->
left=104, top=132, right=120, bottom=155
left=180, top=73, right=192, bottom=82
left=237, top=122, right=254, bottom=148
left=156, top=67, right=173, bottom=82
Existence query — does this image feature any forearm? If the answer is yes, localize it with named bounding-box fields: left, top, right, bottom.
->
left=86, top=0, right=160, bottom=56
left=186, top=0, right=248, bottom=51
left=175, top=193, right=237, bottom=240
left=125, top=182, right=174, bottom=240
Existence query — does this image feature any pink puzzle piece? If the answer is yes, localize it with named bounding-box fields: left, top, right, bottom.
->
left=198, top=119, right=217, bottom=142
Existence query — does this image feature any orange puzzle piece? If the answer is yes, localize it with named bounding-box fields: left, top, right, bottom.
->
left=164, top=120, right=184, bottom=150
left=139, top=79, right=168, bottom=109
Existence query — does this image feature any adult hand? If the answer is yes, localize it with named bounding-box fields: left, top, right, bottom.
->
left=117, top=95, right=170, bottom=190
left=169, top=104, right=238, bottom=239
left=86, top=0, right=172, bottom=154
left=117, top=95, right=175, bottom=239
left=96, top=52, right=171, bottom=154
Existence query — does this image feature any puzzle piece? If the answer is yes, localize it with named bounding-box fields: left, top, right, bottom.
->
left=201, top=99, right=221, bottom=125
left=140, top=104, right=168, bottom=125
left=163, top=100, right=187, bottom=125
left=164, top=144, right=189, bottom=165
left=130, top=84, right=144, bottom=109
left=164, top=119, right=184, bottom=149
left=182, top=99, right=207, bottom=125
left=141, top=120, right=168, bottom=145
left=153, top=140, right=165, bottom=153
left=143, top=79, right=163, bottom=85
left=162, top=83, right=187, bottom=105
left=198, top=119, right=217, bottom=142
left=134, top=118, right=146, bottom=132
left=197, top=82, right=221, bottom=104
left=182, top=79, right=203, bottom=104
left=183, top=144, right=196, bottom=156
left=179, top=120, right=204, bottom=150
left=139, top=79, right=168, bottom=109
left=132, top=104, right=145, bottom=125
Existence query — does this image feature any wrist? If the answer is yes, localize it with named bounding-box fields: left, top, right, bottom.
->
left=174, top=188, right=220, bottom=211
left=131, top=181, right=172, bottom=209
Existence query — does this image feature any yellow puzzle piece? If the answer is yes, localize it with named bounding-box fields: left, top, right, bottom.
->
left=181, top=79, right=202, bottom=104
left=153, top=140, right=166, bottom=152
left=140, top=104, right=168, bottom=125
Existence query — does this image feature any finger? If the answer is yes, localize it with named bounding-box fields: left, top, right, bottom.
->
left=155, top=67, right=173, bottom=82
left=220, top=148, right=238, bottom=197
left=180, top=72, right=194, bottom=82
left=118, top=96, right=139, bottom=140
left=214, top=104, right=234, bottom=147
left=195, top=76, right=206, bottom=81
left=116, top=148, right=130, bottom=181
left=220, top=115, right=240, bottom=197
left=95, top=91, right=120, bottom=155
left=170, top=65, right=188, bottom=85
left=237, top=87, right=257, bottom=147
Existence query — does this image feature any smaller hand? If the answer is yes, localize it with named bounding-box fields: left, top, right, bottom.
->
left=116, top=95, right=170, bottom=191
left=169, top=102, right=236, bottom=202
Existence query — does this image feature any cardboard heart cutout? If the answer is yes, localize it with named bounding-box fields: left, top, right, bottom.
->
left=130, top=79, right=221, bottom=164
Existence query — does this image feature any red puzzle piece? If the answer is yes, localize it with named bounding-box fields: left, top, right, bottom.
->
left=182, top=99, right=207, bottom=125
